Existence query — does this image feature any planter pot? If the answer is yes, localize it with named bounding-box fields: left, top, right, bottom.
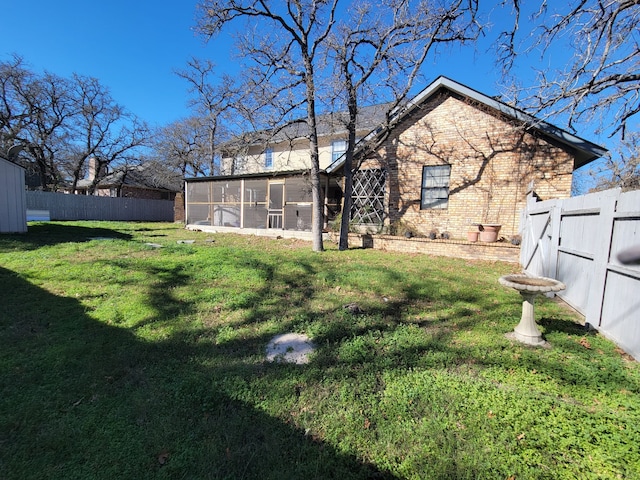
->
left=467, top=231, right=479, bottom=242
left=479, top=224, right=501, bottom=243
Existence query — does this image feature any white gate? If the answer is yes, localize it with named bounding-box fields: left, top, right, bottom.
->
left=521, top=188, right=640, bottom=361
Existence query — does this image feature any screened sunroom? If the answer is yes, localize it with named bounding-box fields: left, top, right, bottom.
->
left=185, top=171, right=343, bottom=237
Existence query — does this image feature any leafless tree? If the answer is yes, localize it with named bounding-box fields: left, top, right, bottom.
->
left=65, top=74, right=150, bottom=194
left=1, top=56, right=150, bottom=193
left=0, top=56, right=74, bottom=190
left=591, top=131, right=640, bottom=191
left=154, top=116, right=211, bottom=178
left=152, top=116, right=214, bottom=217
left=327, top=0, right=481, bottom=249
left=175, top=58, right=243, bottom=175
left=497, top=0, right=639, bottom=139
left=196, top=0, right=339, bottom=252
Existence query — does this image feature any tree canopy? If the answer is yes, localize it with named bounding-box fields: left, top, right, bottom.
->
left=497, top=0, right=639, bottom=140
left=0, top=56, right=149, bottom=192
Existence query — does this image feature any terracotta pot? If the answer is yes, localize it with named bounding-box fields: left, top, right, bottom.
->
left=467, top=231, right=479, bottom=242
left=479, top=224, right=501, bottom=242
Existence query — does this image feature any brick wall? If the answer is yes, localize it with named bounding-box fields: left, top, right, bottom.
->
left=359, top=92, right=574, bottom=239
left=120, top=186, right=177, bottom=201
left=339, top=233, right=520, bottom=263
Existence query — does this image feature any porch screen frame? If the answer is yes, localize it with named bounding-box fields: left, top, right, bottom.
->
left=350, top=168, right=386, bottom=225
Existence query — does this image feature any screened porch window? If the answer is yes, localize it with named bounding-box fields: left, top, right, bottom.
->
left=421, top=165, right=451, bottom=209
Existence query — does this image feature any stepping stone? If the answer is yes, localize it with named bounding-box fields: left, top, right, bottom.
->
left=266, top=333, right=315, bottom=365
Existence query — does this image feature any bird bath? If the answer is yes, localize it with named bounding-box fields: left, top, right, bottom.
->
left=499, top=274, right=566, bottom=346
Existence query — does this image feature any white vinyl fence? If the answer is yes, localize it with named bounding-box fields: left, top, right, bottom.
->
left=26, top=191, right=175, bottom=222
left=520, top=188, right=640, bottom=361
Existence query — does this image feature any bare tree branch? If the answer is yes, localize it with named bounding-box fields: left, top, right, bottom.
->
left=325, top=0, right=482, bottom=249
left=497, top=0, right=640, bottom=138
left=196, top=0, right=342, bottom=251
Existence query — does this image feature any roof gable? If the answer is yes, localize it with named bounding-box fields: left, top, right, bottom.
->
left=326, top=76, right=607, bottom=174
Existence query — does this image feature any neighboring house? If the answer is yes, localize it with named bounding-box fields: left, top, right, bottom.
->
left=75, top=159, right=182, bottom=201
left=186, top=76, right=606, bottom=240
left=0, top=156, right=27, bottom=233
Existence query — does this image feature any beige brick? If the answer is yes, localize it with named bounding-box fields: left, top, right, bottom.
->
left=359, top=92, right=574, bottom=239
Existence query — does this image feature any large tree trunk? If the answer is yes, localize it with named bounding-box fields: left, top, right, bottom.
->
left=338, top=81, right=358, bottom=250
left=305, top=59, right=324, bottom=252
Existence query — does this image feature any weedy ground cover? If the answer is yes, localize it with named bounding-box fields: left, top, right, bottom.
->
left=1, top=221, right=638, bottom=479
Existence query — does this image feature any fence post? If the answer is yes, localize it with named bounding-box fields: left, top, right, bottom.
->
left=585, top=189, right=619, bottom=328
left=520, top=191, right=540, bottom=272
left=547, top=201, right=562, bottom=280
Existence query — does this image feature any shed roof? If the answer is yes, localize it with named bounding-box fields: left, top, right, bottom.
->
left=0, top=156, right=26, bottom=171
left=326, top=76, right=607, bottom=174
left=185, top=169, right=312, bottom=183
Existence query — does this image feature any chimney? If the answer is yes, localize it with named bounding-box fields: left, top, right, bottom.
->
left=88, top=157, right=98, bottom=181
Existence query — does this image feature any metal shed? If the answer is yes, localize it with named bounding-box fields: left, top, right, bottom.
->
left=0, top=156, right=27, bottom=233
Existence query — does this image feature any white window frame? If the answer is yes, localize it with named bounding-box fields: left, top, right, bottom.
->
left=265, top=148, right=274, bottom=169
left=421, top=164, right=451, bottom=209
left=331, top=140, right=347, bottom=163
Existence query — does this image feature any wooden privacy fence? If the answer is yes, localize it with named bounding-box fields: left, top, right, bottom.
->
left=520, top=188, right=640, bottom=361
left=26, top=191, right=175, bottom=222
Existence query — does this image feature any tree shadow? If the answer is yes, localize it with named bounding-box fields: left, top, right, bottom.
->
left=356, top=91, right=571, bottom=237
left=0, top=266, right=397, bottom=479
left=0, top=223, right=132, bottom=250
left=3, top=227, right=638, bottom=479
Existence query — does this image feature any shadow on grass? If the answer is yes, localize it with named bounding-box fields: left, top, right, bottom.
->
left=1, top=223, right=132, bottom=250
left=3, top=231, right=638, bottom=479
left=0, top=266, right=396, bottom=480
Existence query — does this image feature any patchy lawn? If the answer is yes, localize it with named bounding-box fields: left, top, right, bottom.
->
left=1, top=221, right=638, bottom=479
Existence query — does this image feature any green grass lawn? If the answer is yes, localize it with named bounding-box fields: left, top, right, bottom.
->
left=1, top=221, right=638, bottom=479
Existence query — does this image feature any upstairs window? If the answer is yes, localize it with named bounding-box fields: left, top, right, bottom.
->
left=331, top=140, right=347, bottom=163
left=233, top=155, right=245, bottom=174
left=265, top=148, right=273, bottom=169
left=421, top=165, right=451, bottom=209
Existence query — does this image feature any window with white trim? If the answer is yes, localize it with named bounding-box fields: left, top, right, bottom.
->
left=421, top=165, right=451, bottom=209
left=331, top=140, right=347, bottom=163
left=265, top=148, right=273, bottom=169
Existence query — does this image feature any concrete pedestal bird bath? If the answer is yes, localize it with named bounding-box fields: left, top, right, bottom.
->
left=499, top=274, right=566, bottom=346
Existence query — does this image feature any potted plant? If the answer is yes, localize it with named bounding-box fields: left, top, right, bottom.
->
left=479, top=224, right=502, bottom=242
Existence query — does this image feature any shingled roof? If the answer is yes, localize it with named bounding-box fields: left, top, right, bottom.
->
left=76, top=162, right=182, bottom=192
left=326, top=76, right=608, bottom=174
left=220, top=102, right=391, bottom=152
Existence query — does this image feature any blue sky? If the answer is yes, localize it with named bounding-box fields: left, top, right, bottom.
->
left=1, top=0, right=612, bottom=163
left=2, top=0, right=212, bottom=127
left=2, top=1, right=509, bottom=125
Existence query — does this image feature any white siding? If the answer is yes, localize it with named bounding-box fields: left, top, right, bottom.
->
left=0, top=157, right=27, bottom=233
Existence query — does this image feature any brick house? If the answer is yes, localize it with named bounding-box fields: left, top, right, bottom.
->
left=75, top=159, right=181, bottom=201
left=327, top=76, right=607, bottom=239
left=185, top=76, right=606, bottom=241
